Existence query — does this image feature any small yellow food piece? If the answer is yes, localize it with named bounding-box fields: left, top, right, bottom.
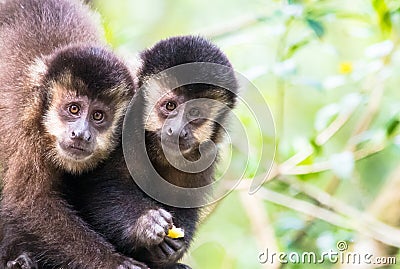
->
left=167, top=226, right=184, bottom=239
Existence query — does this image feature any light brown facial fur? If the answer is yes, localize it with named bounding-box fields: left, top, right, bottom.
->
left=144, top=86, right=229, bottom=147
left=37, top=72, right=129, bottom=174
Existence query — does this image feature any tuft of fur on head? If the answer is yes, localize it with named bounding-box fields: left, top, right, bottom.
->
left=45, top=44, right=135, bottom=102
left=138, top=36, right=234, bottom=79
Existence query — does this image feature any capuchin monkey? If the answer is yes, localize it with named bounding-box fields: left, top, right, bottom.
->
left=61, top=36, right=239, bottom=269
left=0, top=0, right=146, bottom=268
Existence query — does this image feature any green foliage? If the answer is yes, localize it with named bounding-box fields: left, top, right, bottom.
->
left=373, top=0, right=393, bottom=37
left=386, top=115, right=400, bottom=137
left=305, top=18, right=324, bottom=38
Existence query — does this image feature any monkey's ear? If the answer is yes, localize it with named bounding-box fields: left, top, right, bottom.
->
left=28, top=57, right=49, bottom=88
left=124, top=53, right=142, bottom=92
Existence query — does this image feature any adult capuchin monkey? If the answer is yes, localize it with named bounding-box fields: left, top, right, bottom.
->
left=61, top=36, right=239, bottom=269
left=0, top=0, right=147, bottom=268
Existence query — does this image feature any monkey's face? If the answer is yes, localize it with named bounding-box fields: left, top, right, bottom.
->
left=144, top=88, right=228, bottom=162
left=44, top=89, right=120, bottom=173
left=26, top=46, right=134, bottom=173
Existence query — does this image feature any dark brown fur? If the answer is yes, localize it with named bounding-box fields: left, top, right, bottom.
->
left=62, top=36, right=238, bottom=269
left=0, top=0, right=145, bottom=268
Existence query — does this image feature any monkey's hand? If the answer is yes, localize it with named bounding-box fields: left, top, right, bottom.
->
left=147, top=237, right=187, bottom=266
left=131, top=209, right=173, bottom=248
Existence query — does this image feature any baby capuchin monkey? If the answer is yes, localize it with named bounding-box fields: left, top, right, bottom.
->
left=0, top=0, right=146, bottom=268
left=60, top=36, right=239, bottom=269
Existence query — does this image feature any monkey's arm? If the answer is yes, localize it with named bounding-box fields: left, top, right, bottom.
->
left=66, top=169, right=196, bottom=268
left=83, top=182, right=196, bottom=268
left=69, top=174, right=171, bottom=250
left=0, top=156, right=146, bottom=269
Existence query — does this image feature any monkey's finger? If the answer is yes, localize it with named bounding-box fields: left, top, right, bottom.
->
left=158, top=208, right=173, bottom=224
left=144, top=225, right=165, bottom=246
left=153, top=223, right=167, bottom=238
left=159, top=240, right=176, bottom=257
left=151, top=212, right=172, bottom=232
left=164, top=237, right=185, bottom=251
left=151, top=245, right=168, bottom=260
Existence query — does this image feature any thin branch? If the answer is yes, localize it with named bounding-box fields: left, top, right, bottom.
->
left=354, top=142, right=387, bottom=160
left=280, top=161, right=330, bottom=175
left=315, top=103, right=358, bottom=145
left=279, top=140, right=388, bottom=176
left=255, top=188, right=400, bottom=248
left=255, top=188, right=351, bottom=230
left=279, top=177, right=400, bottom=241
left=347, top=82, right=385, bottom=151
left=277, top=147, right=314, bottom=172
left=239, top=192, right=280, bottom=269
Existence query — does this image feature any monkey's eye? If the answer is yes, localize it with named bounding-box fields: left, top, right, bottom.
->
left=92, top=111, right=104, bottom=121
left=68, top=104, right=80, bottom=115
left=165, top=101, right=177, bottom=111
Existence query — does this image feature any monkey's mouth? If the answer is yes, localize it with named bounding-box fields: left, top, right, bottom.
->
left=59, top=142, right=93, bottom=159
left=160, top=139, right=193, bottom=154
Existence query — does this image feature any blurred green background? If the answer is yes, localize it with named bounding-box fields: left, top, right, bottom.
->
left=93, top=0, right=400, bottom=268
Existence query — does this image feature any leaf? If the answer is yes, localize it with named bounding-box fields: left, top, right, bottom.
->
left=383, top=11, right=393, bottom=30
left=373, top=0, right=385, bottom=12
left=286, top=38, right=312, bottom=59
left=306, top=18, right=324, bottom=38
left=310, top=138, right=322, bottom=155
left=373, top=0, right=393, bottom=36
left=386, top=117, right=400, bottom=137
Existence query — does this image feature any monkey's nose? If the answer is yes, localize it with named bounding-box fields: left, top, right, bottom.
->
left=167, top=127, right=173, bottom=136
left=71, top=130, right=91, bottom=142
left=180, top=129, right=188, bottom=139
left=84, top=132, right=91, bottom=142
